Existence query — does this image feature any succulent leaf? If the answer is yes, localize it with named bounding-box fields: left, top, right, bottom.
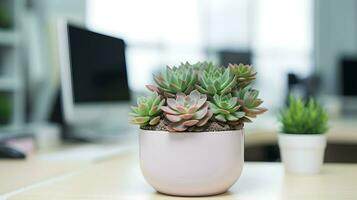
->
left=210, top=93, right=246, bottom=128
left=161, top=90, right=212, bottom=132
left=130, top=93, right=164, bottom=126
left=234, top=87, right=267, bottom=119
left=215, top=114, right=226, bottom=122
left=149, top=116, right=161, bottom=125
left=196, top=63, right=237, bottom=97
left=147, top=62, right=199, bottom=97
left=229, top=63, right=257, bottom=89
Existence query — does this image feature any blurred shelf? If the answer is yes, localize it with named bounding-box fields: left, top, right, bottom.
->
left=0, top=28, right=17, bottom=46
left=0, top=0, right=26, bottom=128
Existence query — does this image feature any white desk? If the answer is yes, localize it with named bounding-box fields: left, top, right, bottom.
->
left=4, top=152, right=357, bottom=200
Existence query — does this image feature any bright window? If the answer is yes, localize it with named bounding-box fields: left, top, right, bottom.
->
left=252, top=0, right=313, bottom=110
left=86, top=0, right=312, bottom=110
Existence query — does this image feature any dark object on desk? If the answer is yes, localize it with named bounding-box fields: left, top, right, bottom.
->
left=340, top=58, right=357, bottom=96
left=340, top=58, right=357, bottom=115
left=219, top=50, right=251, bottom=66
left=286, top=73, right=320, bottom=103
left=0, top=145, right=26, bottom=159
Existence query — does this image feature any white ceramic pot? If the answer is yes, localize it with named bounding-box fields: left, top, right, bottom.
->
left=278, top=133, right=327, bottom=175
left=139, top=129, right=244, bottom=196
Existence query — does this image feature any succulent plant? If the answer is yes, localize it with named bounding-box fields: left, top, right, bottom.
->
left=130, top=93, right=165, bottom=126
left=146, top=62, right=198, bottom=98
left=229, top=63, right=257, bottom=89
left=161, top=90, right=213, bottom=132
left=130, top=61, right=266, bottom=132
left=279, top=95, right=328, bottom=134
left=235, top=87, right=267, bottom=119
left=196, top=64, right=237, bottom=96
left=209, top=93, right=246, bottom=128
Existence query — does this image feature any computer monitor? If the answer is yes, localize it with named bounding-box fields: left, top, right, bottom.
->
left=58, top=20, right=131, bottom=129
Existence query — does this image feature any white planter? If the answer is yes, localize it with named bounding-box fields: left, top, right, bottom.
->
left=278, top=133, right=327, bottom=175
left=139, top=129, right=244, bottom=196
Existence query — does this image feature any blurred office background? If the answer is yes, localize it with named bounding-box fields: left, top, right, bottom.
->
left=0, top=0, right=356, bottom=161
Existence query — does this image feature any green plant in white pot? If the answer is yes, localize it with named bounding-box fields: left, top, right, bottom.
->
left=278, top=95, right=329, bottom=174
left=130, top=62, right=267, bottom=196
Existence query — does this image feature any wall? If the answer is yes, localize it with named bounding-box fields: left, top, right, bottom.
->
left=314, top=0, right=357, bottom=95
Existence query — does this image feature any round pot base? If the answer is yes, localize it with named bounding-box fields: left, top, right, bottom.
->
left=157, top=188, right=228, bottom=197
left=139, top=130, right=244, bottom=197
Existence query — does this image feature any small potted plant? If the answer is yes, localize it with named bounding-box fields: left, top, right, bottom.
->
left=130, top=62, right=266, bottom=196
left=278, top=95, right=329, bottom=174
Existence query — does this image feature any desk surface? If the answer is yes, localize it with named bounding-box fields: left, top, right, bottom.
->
left=0, top=159, right=87, bottom=198
left=6, top=152, right=357, bottom=200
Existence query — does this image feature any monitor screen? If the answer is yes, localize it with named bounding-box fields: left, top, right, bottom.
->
left=67, top=24, right=130, bottom=103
